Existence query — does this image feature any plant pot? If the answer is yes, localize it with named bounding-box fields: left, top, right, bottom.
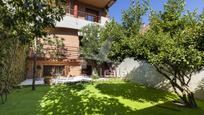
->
left=44, top=77, right=53, bottom=85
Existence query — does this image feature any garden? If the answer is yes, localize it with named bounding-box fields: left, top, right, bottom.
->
left=0, top=80, right=204, bottom=115
left=0, top=0, right=204, bottom=115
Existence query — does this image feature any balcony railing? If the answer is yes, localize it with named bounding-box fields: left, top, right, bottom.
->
left=66, top=8, right=101, bottom=23
left=28, top=46, right=80, bottom=60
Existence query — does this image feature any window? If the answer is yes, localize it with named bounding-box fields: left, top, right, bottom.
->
left=43, top=65, right=65, bottom=77
left=86, top=15, right=95, bottom=22
left=85, top=8, right=99, bottom=22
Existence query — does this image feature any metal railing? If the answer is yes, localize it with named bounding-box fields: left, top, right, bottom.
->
left=28, top=46, right=80, bottom=59
left=66, top=8, right=101, bottom=23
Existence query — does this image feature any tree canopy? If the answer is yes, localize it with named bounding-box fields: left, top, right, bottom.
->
left=108, top=0, right=204, bottom=108
left=0, top=0, right=64, bottom=103
left=80, top=20, right=123, bottom=77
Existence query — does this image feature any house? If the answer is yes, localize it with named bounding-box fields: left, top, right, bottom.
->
left=26, top=0, right=117, bottom=78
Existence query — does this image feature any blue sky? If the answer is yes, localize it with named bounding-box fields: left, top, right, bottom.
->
left=109, top=0, right=204, bottom=24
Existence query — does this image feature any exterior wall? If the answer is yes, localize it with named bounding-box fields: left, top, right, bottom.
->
left=116, top=58, right=204, bottom=100
left=50, top=28, right=79, bottom=51
left=26, top=60, right=81, bottom=78
left=70, top=0, right=108, bottom=18
left=27, top=1, right=115, bottom=78
left=26, top=28, right=82, bottom=78
left=45, top=28, right=80, bottom=59
left=56, top=0, right=109, bottom=29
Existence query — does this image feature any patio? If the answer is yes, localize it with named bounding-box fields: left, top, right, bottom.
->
left=20, top=76, right=92, bottom=86
left=20, top=76, right=110, bottom=86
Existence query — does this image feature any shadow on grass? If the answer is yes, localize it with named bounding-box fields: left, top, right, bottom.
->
left=95, top=82, right=176, bottom=103
left=38, top=83, right=134, bottom=115
left=37, top=83, right=204, bottom=115
left=128, top=101, right=204, bottom=115
left=0, top=86, right=50, bottom=115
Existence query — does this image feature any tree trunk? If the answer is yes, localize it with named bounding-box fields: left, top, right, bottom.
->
left=181, top=89, right=197, bottom=108
left=154, top=65, right=198, bottom=108
left=32, top=38, right=37, bottom=91
left=1, top=95, right=4, bottom=104
left=32, top=53, right=36, bottom=91
left=171, top=82, right=197, bottom=108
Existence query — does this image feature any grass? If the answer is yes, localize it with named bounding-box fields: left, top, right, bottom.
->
left=0, top=86, right=50, bottom=115
left=0, top=80, right=204, bottom=115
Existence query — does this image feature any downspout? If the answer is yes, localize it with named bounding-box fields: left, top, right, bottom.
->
left=67, top=0, right=71, bottom=14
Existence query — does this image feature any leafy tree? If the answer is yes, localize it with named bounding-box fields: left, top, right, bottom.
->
left=80, top=20, right=123, bottom=77
left=134, top=0, right=204, bottom=108
left=99, top=20, right=125, bottom=61
left=80, top=24, right=102, bottom=76
left=35, top=36, right=66, bottom=59
left=80, top=24, right=103, bottom=61
left=0, top=0, right=64, bottom=102
left=110, top=0, right=204, bottom=108
left=109, top=0, right=149, bottom=61
left=122, top=0, right=149, bottom=36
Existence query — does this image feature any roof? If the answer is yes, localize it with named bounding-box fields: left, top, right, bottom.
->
left=78, top=0, right=117, bottom=8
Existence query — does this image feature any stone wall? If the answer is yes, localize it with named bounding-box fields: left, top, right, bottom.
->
left=116, top=58, right=204, bottom=100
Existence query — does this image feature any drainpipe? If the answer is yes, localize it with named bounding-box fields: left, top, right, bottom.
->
left=74, top=4, right=78, bottom=18
left=67, top=0, right=70, bottom=14
left=67, top=0, right=72, bottom=14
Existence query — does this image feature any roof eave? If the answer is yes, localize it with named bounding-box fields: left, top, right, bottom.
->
left=106, top=0, right=117, bottom=9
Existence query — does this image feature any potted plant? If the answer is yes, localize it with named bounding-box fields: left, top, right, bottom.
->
left=44, top=76, right=53, bottom=85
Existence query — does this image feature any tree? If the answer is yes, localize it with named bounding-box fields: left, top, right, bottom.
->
left=110, top=0, right=204, bottom=108
left=80, top=24, right=103, bottom=61
left=30, top=0, right=66, bottom=90
left=80, top=20, right=123, bottom=77
left=0, top=0, right=64, bottom=103
left=133, top=0, right=204, bottom=108
left=122, top=0, right=149, bottom=37
left=80, top=24, right=105, bottom=76
left=32, top=35, right=65, bottom=90
left=108, top=0, right=149, bottom=61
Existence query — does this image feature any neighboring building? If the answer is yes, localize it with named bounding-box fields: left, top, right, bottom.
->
left=26, top=0, right=116, bottom=78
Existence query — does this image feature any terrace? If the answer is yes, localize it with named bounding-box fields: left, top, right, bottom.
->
left=56, top=0, right=114, bottom=29
left=56, top=10, right=109, bottom=29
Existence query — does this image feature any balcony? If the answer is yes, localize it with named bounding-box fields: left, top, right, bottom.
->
left=67, top=8, right=101, bottom=23
left=28, top=46, right=80, bottom=60
left=56, top=8, right=109, bottom=30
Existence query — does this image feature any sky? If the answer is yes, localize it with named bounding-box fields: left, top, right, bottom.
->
left=109, top=0, right=204, bottom=24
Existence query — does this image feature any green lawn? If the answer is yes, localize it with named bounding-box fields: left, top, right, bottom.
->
left=0, top=80, right=204, bottom=115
